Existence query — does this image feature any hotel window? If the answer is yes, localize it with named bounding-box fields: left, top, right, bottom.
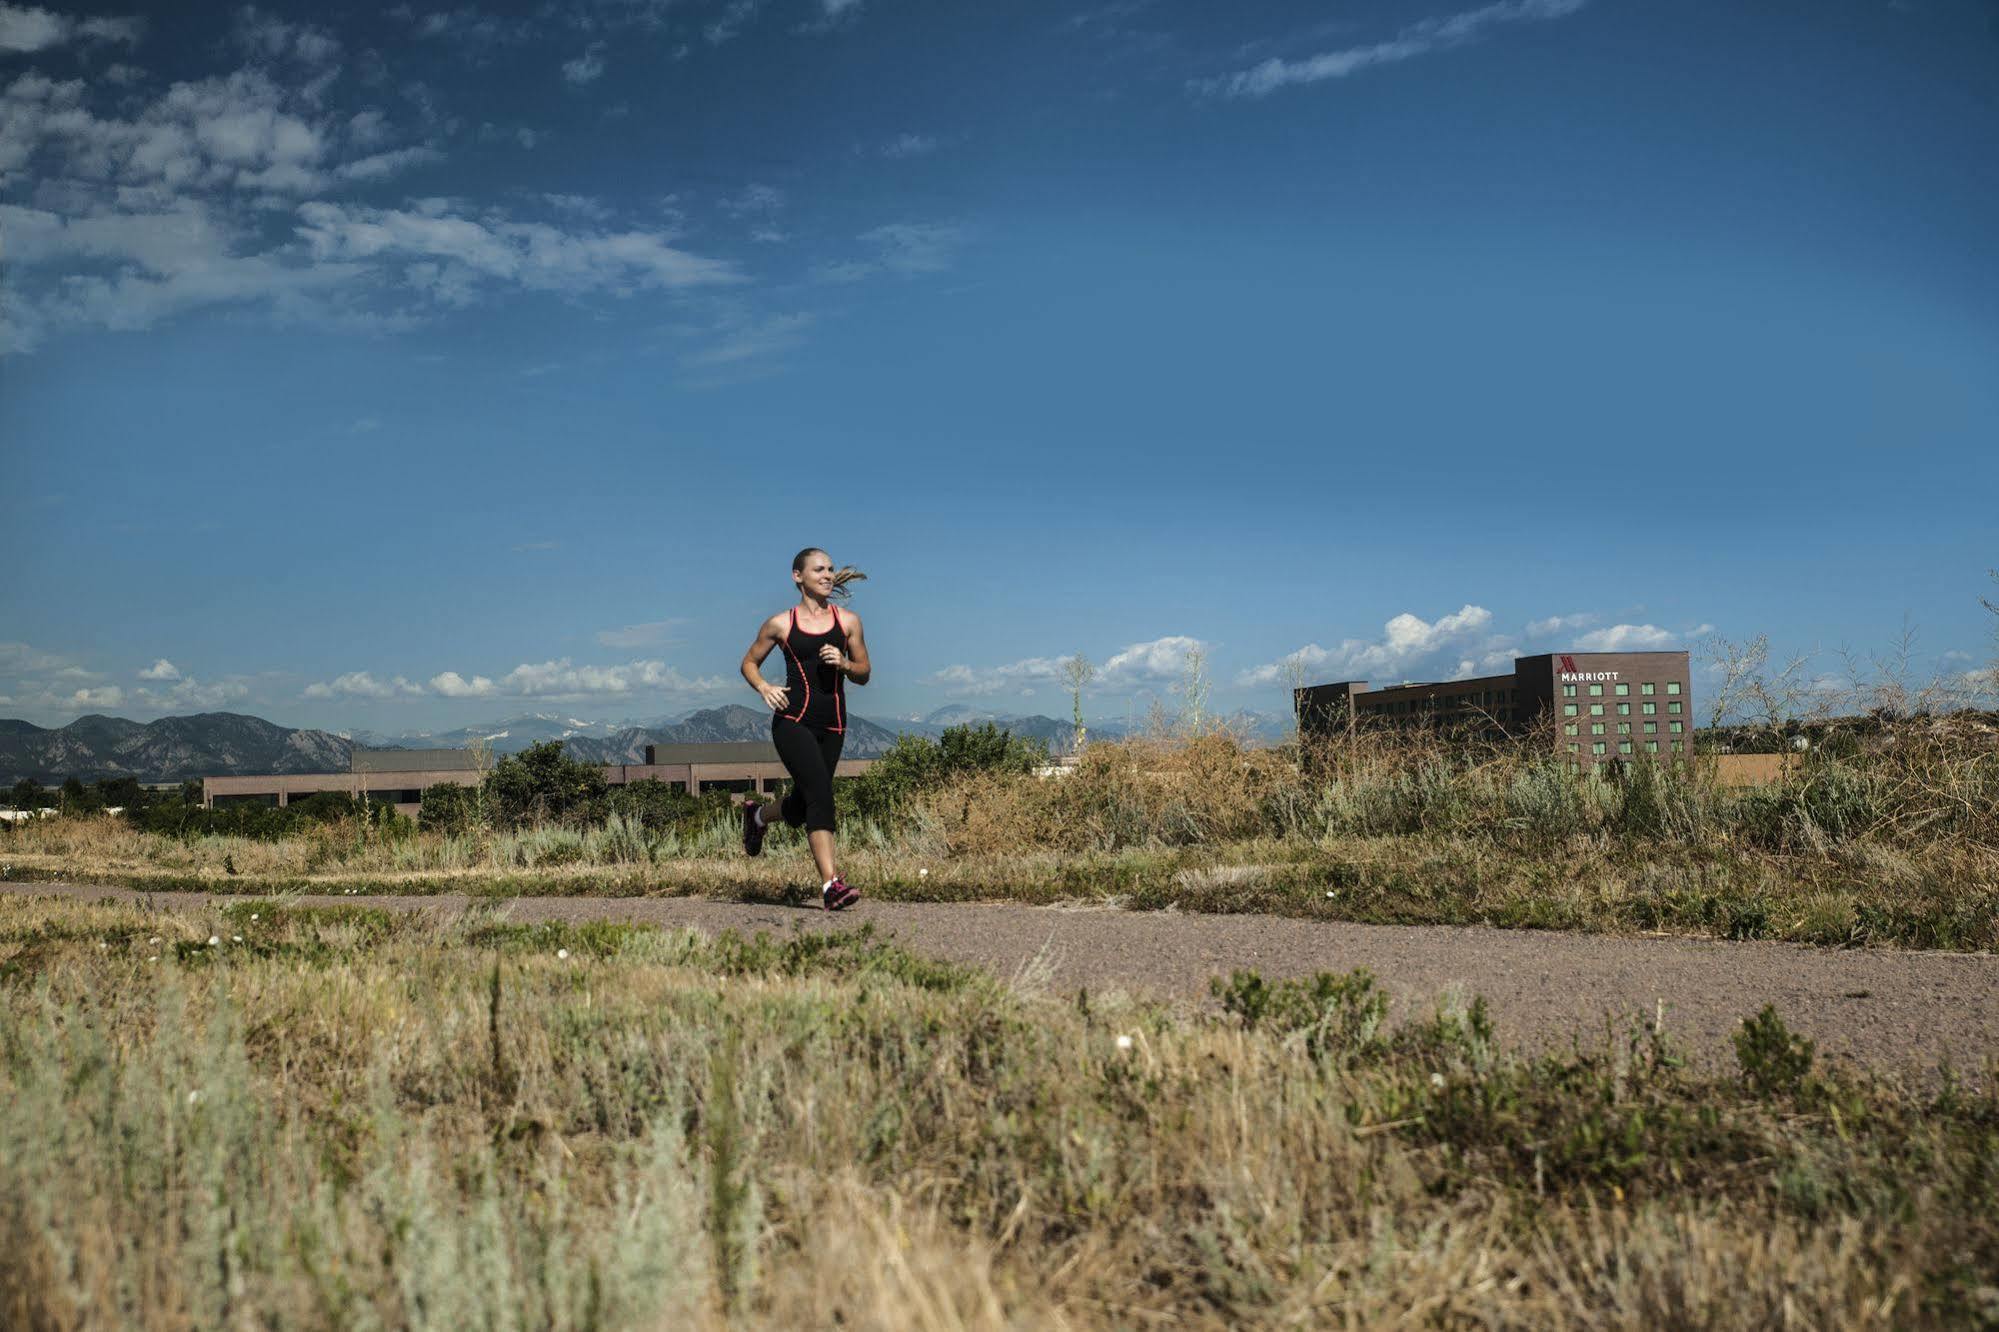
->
left=1588, top=683, right=1604, bottom=697
left=1618, top=740, right=1633, bottom=755
left=1618, top=722, right=1631, bottom=735
left=1668, top=701, right=1682, bottom=715
left=1670, top=720, right=1684, bottom=734
left=1614, top=683, right=1629, bottom=697
left=1644, top=721, right=1657, bottom=735
left=1562, top=684, right=1576, bottom=698
left=1641, top=682, right=1656, bottom=696
left=1591, top=723, right=1605, bottom=735
left=1617, top=703, right=1630, bottom=716
left=1667, top=681, right=1682, bottom=695
left=1646, top=740, right=1659, bottom=754
left=1563, top=703, right=1578, bottom=716
left=1642, top=702, right=1656, bottom=716
left=1564, top=723, right=1578, bottom=737
left=1592, top=741, right=1607, bottom=755
left=1568, top=743, right=1580, bottom=753
left=1589, top=704, right=1604, bottom=716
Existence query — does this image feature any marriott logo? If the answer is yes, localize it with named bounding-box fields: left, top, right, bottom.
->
left=1557, top=655, right=1619, bottom=683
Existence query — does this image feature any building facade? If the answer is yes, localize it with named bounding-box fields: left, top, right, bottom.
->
left=203, top=742, right=877, bottom=817
left=1296, top=651, right=1694, bottom=769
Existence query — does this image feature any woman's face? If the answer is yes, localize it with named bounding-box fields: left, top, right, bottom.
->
left=794, top=551, right=835, bottom=598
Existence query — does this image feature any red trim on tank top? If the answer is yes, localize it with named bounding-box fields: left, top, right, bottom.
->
left=829, top=607, right=845, bottom=731
left=780, top=607, right=810, bottom=723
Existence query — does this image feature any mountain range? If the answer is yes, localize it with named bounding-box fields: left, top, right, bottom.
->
left=0, top=714, right=353, bottom=785
left=3, top=704, right=1244, bottom=783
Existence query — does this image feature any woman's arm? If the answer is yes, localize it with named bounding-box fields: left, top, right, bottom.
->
left=838, top=611, right=871, bottom=686
left=741, top=615, right=791, bottom=711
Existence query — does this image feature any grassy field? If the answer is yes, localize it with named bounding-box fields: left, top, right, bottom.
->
left=6, top=723, right=1997, bottom=951
left=1, top=894, right=1994, bottom=1328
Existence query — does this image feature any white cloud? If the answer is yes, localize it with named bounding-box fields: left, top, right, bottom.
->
left=926, top=657, right=1069, bottom=698
left=1573, top=623, right=1679, bottom=652
left=718, top=183, right=783, bottom=217
left=0, top=66, right=452, bottom=350
left=542, top=191, right=610, bottom=220
left=295, top=200, right=743, bottom=302
left=0, top=640, right=76, bottom=675
left=1237, top=606, right=1492, bottom=687
left=1101, top=635, right=1208, bottom=685
left=561, top=42, right=606, bottom=84
left=397, top=5, right=536, bottom=47
left=303, top=671, right=424, bottom=699
left=1235, top=643, right=1333, bottom=688
left=682, top=310, right=812, bottom=368
left=137, top=675, right=251, bottom=710
left=429, top=670, right=495, bottom=698
left=138, top=658, right=181, bottom=681
left=0, top=4, right=142, bottom=53
left=233, top=7, right=341, bottom=66
left=879, top=132, right=937, bottom=159
left=1198, top=0, right=1588, bottom=99
left=595, top=620, right=682, bottom=649
left=70, top=685, right=125, bottom=708
left=706, top=0, right=762, bottom=45
left=322, top=658, right=736, bottom=701
left=1525, top=612, right=1595, bottom=638
left=495, top=658, right=723, bottom=698
left=813, top=221, right=966, bottom=283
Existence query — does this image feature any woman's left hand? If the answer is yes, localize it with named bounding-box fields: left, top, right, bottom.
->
left=818, top=644, right=846, bottom=672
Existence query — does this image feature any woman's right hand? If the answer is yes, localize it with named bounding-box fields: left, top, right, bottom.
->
left=758, top=681, right=790, bottom=712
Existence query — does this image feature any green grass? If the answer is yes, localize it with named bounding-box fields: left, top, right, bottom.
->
left=0, top=895, right=1994, bottom=1327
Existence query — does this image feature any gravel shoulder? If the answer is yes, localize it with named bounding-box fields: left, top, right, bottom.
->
left=14, top=882, right=1998, bottom=1080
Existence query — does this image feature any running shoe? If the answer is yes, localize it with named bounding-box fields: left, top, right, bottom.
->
left=822, top=877, right=860, bottom=911
left=741, top=799, right=766, bottom=857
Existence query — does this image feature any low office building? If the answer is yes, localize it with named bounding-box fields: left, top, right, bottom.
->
left=1296, top=650, right=1694, bottom=769
left=204, top=742, right=876, bottom=817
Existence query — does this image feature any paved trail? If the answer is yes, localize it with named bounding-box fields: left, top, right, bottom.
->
left=13, top=882, right=1998, bottom=1080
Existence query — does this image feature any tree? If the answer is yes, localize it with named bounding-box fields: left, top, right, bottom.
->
left=1062, top=653, right=1095, bottom=752
left=1178, top=645, right=1211, bottom=734
left=484, top=741, right=607, bottom=826
left=7, top=779, right=42, bottom=811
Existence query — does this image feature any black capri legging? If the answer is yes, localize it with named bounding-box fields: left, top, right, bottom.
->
left=772, top=716, right=844, bottom=833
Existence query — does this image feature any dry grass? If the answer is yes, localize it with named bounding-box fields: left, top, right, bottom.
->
left=6, top=721, right=1996, bottom=951
left=0, top=895, right=1992, bottom=1329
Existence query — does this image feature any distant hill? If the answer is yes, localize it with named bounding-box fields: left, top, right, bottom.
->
left=559, top=706, right=909, bottom=762
left=0, top=713, right=351, bottom=784
left=0, top=700, right=1242, bottom=785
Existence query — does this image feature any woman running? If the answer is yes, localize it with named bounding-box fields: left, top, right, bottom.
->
left=738, top=548, right=871, bottom=909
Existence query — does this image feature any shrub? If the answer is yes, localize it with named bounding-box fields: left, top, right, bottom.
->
left=846, top=724, right=1046, bottom=823
left=484, top=741, right=608, bottom=826
left=419, top=782, right=481, bottom=834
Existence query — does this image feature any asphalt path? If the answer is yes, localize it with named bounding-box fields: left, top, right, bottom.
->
left=11, top=883, right=1997, bottom=1081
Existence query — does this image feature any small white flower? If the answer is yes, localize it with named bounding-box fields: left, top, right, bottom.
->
left=231, top=935, right=242, bottom=943
left=918, top=867, right=928, bottom=878
left=149, top=936, right=161, bottom=945
left=1115, top=1034, right=1134, bottom=1051
left=207, top=936, right=220, bottom=947
left=556, top=948, right=570, bottom=960
left=249, top=914, right=258, bottom=921
left=1430, top=1073, right=1446, bottom=1089
left=186, top=1090, right=200, bottom=1105
left=147, top=954, right=159, bottom=962
left=1324, top=890, right=1337, bottom=899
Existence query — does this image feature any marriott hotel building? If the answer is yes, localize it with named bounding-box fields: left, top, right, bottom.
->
left=1295, top=651, right=1694, bottom=769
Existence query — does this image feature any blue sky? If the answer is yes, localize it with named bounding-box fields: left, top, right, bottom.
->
left=3, top=0, right=1996, bottom=733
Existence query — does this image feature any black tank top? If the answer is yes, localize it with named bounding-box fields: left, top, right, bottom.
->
left=778, top=606, right=848, bottom=732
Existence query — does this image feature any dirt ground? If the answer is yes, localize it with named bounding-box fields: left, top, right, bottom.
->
left=14, top=882, right=1997, bottom=1081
